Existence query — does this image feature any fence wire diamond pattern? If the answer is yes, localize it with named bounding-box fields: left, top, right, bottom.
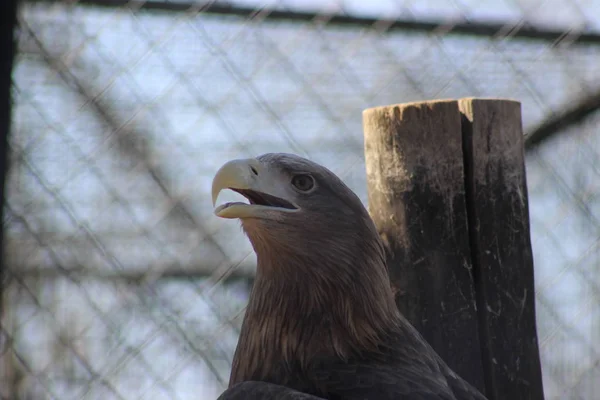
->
left=2, top=1, right=600, bottom=399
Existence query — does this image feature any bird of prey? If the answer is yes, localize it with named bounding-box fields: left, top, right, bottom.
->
left=211, top=153, right=488, bottom=400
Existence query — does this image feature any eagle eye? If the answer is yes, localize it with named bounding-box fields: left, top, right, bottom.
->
left=291, top=174, right=315, bottom=192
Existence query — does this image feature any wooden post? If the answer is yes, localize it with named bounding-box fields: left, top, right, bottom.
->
left=459, top=98, right=544, bottom=400
left=363, top=99, right=545, bottom=400
left=363, top=100, right=486, bottom=393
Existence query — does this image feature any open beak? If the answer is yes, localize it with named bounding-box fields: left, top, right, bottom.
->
left=211, top=158, right=297, bottom=219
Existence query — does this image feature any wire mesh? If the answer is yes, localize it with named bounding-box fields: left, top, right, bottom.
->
left=2, top=0, right=600, bottom=399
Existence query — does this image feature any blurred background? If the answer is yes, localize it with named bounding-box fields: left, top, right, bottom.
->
left=1, top=0, right=599, bottom=399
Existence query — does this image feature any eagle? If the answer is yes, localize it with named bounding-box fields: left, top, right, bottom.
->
left=211, top=153, right=488, bottom=400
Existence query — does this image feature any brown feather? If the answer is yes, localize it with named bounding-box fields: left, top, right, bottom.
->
left=228, top=154, right=400, bottom=386
left=221, top=153, right=487, bottom=400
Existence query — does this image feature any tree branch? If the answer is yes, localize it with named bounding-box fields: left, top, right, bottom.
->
left=525, top=90, right=600, bottom=150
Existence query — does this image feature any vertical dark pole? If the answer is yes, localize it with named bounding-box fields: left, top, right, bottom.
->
left=0, top=0, right=19, bottom=314
left=459, top=98, right=545, bottom=400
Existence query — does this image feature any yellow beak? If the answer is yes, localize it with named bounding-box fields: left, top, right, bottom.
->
left=211, top=158, right=261, bottom=206
left=211, top=158, right=263, bottom=219
left=212, top=157, right=299, bottom=219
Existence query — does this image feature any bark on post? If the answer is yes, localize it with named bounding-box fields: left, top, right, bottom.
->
left=459, top=98, right=544, bottom=400
left=363, top=98, right=545, bottom=400
left=363, top=100, right=486, bottom=392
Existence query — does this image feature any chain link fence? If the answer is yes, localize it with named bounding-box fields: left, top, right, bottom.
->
left=2, top=0, right=600, bottom=399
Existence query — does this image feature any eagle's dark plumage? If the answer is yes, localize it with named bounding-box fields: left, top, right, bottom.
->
left=211, top=153, right=488, bottom=400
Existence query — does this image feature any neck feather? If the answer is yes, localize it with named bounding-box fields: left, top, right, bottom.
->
left=229, top=228, right=400, bottom=386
